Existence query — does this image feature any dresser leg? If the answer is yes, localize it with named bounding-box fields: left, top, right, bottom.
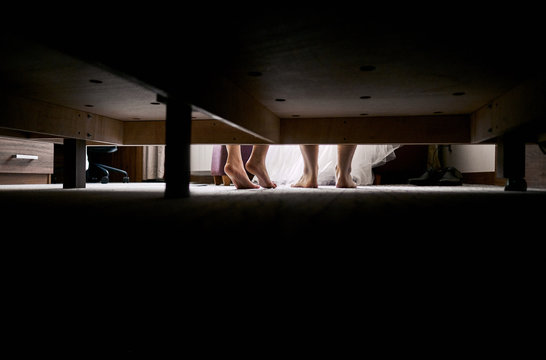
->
left=162, top=95, right=192, bottom=198
left=63, top=138, right=86, bottom=189
left=496, top=135, right=527, bottom=191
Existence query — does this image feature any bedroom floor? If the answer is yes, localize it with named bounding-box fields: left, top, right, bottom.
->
left=4, top=181, right=544, bottom=294
left=2, top=182, right=545, bottom=240
left=3, top=182, right=543, bottom=356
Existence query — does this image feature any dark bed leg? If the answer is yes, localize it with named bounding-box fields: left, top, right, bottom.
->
left=496, top=135, right=527, bottom=191
left=63, top=138, right=86, bottom=189
left=162, top=95, right=192, bottom=198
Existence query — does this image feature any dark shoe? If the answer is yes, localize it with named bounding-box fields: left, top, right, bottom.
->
left=408, top=168, right=443, bottom=186
left=438, top=167, right=463, bottom=186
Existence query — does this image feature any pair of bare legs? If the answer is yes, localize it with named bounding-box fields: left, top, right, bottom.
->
left=291, top=144, right=358, bottom=188
left=224, top=145, right=277, bottom=189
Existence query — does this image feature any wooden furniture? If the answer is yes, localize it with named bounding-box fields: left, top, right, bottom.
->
left=373, top=145, right=429, bottom=185
left=0, top=137, right=53, bottom=184
left=86, top=146, right=129, bottom=184
left=1, top=9, right=545, bottom=195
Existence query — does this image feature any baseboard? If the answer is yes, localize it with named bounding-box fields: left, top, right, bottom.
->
left=462, top=172, right=505, bottom=186
left=190, top=174, right=214, bottom=184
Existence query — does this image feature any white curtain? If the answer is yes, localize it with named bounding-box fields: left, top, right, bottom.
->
left=142, top=145, right=214, bottom=180
left=265, top=144, right=399, bottom=186
left=142, top=145, right=165, bottom=180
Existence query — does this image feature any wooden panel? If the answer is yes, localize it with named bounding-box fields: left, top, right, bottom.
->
left=0, top=93, right=124, bottom=144
left=461, top=172, right=504, bottom=186
left=88, top=113, right=124, bottom=144
left=0, top=173, right=50, bottom=184
left=83, top=146, right=143, bottom=183
left=123, top=120, right=271, bottom=145
left=0, top=137, right=53, bottom=174
left=280, top=115, right=470, bottom=144
left=0, top=37, right=165, bottom=121
left=191, top=120, right=271, bottom=144
left=186, top=76, right=280, bottom=143
left=0, top=93, right=476, bottom=145
left=123, top=121, right=165, bottom=145
left=125, top=116, right=471, bottom=145
left=471, top=77, right=546, bottom=143
left=114, top=146, right=143, bottom=183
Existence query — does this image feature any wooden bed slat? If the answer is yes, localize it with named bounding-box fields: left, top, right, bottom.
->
left=0, top=94, right=123, bottom=144
left=471, top=77, right=546, bottom=143
left=1, top=94, right=474, bottom=145
left=280, top=115, right=471, bottom=144
left=123, top=120, right=273, bottom=145
left=187, top=76, right=280, bottom=144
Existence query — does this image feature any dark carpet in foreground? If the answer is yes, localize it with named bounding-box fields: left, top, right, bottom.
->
left=1, top=184, right=543, bottom=356
left=2, top=183, right=544, bottom=238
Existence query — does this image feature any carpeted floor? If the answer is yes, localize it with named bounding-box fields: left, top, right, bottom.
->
left=2, top=182, right=545, bottom=240
left=4, top=181, right=544, bottom=284
left=4, top=181, right=544, bottom=275
left=3, top=182, right=543, bottom=356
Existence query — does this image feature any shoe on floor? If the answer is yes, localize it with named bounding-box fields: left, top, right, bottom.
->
left=438, top=167, right=463, bottom=186
left=408, top=168, right=443, bottom=186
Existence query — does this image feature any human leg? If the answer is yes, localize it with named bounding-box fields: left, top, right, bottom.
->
left=224, top=145, right=259, bottom=189
left=336, top=144, right=357, bottom=188
left=245, top=145, right=276, bottom=188
left=291, top=145, right=319, bottom=188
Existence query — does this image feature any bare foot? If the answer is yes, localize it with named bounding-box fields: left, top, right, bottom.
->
left=224, top=162, right=259, bottom=189
left=245, top=158, right=277, bottom=189
left=291, top=174, right=318, bottom=188
left=335, top=165, right=357, bottom=188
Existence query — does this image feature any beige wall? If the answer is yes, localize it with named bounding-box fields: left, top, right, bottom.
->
left=444, top=144, right=496, bottom=173
left=191, top=145, right=214, bottom=172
